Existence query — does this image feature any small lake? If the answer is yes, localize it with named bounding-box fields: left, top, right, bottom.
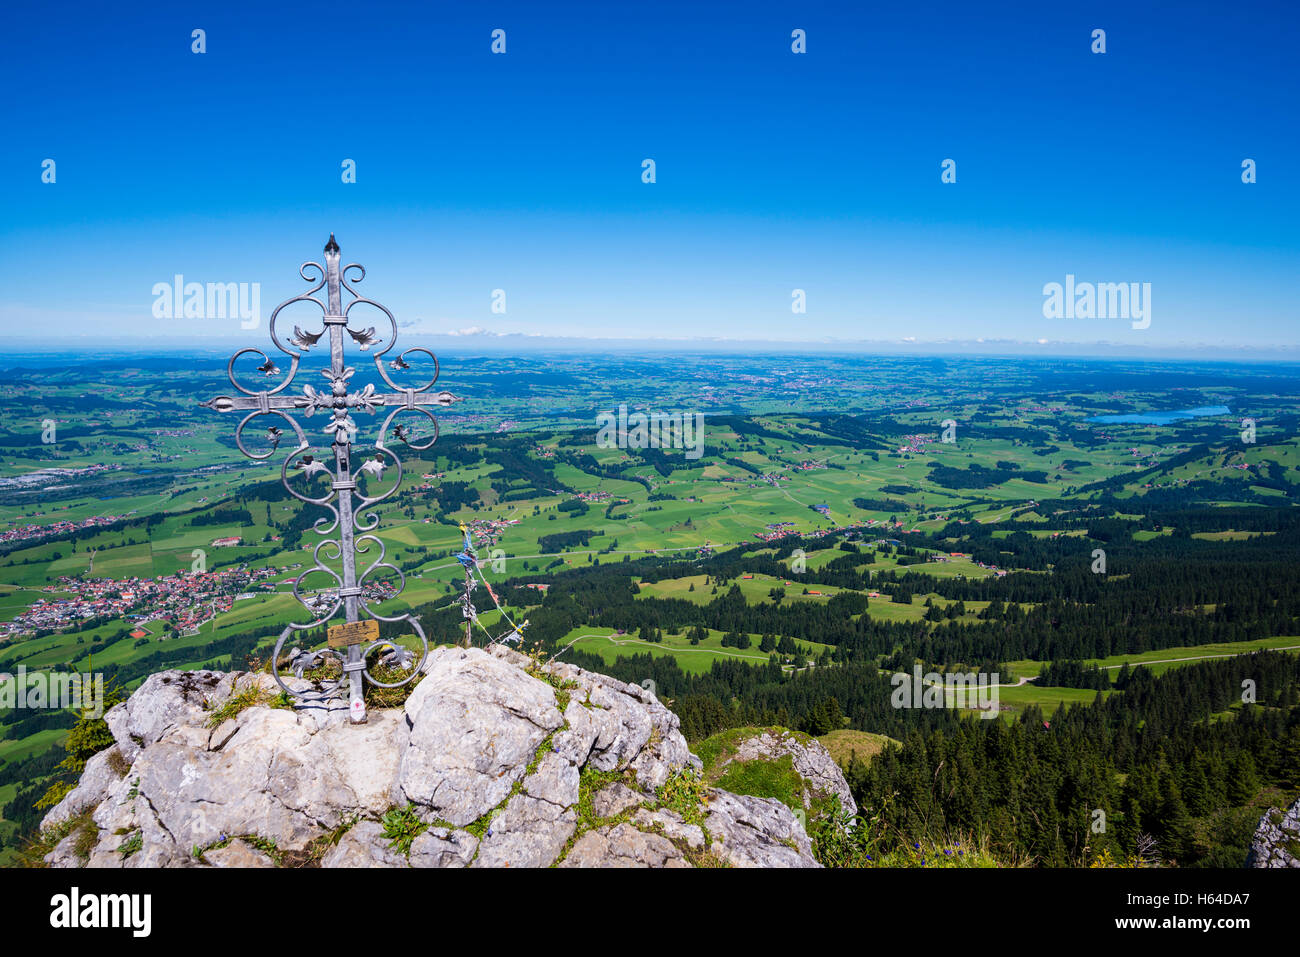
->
left=1088, top=405, right=1230, bottom=425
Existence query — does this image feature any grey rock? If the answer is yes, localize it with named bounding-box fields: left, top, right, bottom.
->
left=160, top=724, right=212, bottom=750
left=320, top=821, right=408, bottom=868
left=629, top=696, right=700, bottom=790
left=584, top=682, right=654, bottom=773
left=1246, top=798, right=1300, bottom=868
left=104, top=670, right=232, bottom=761
left=123, top=705, right=406, bottom=860
left=552, top=697, right=599, bottom=767
left=559, top=822, right=690, bottom=868
left=472, top=794, right=576, bottom=868
left=85, top=846, right=127, bottom=869
left=130, top=713, right=315, bottom=856
left=304, top=708, right=408, bottom=818
left=208, top=719, right=240, bottom=751
left=523, top=751, right=580, bottom=808
left=46, top=831, right=88, bottom=869
left=409, top=827, right=478, bottom=868
left=705, top=790, right=820, bottom=868
left=591, top=783, right=649, bottom=819
left=632, top=807, right=705, bottom=849
left=204, top=838, right=276, bottom=868
left=395, top=647, right=564, bottom=827
left=89, top=771, right=138, bottom=851
left=40, top=746, right=126, bottom=830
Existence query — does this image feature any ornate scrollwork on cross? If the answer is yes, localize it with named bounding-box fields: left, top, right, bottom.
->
left=201, top=235, right=462, bottom=723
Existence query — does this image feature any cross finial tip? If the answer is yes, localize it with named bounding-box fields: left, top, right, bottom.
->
left=324, top=233, right=340, bottom=255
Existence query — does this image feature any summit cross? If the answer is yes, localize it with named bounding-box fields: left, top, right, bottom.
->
left=201, top=235, right=461, bottom=723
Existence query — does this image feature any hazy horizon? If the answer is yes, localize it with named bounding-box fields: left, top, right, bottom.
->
left=4, top=335, right=1300, bottom=364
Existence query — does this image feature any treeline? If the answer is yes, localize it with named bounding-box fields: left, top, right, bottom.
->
left=559, top=649, right=960, bottom=743
left=430, top=480, right=478, bottom=513
left=190, top=507, right=253, bottom=527
left=1035, top=659, right=1112, bottom=690
left=927, top=463, right=1049, bottom=489
left=537, top=529, right=594, bottom=552
left=852, top=496, right=911, bottom=513
left=0, top=746, right=69, bottom=843
left=852, top=651, right=1300, bottom=867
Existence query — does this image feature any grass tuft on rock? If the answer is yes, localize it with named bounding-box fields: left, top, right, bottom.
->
left=380, top=804, right=428, bottom=856
left=205, top=685, right=271, bottom=727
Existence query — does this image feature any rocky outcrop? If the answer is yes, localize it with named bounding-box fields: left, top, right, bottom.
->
left=41, top=647, right=820, bottom=868
left=1245, top=798, right=1300, bottom=868
left=697, top=726, right=856, bottom=820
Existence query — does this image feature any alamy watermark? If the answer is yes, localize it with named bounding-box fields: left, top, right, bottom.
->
left=596, top=404, right=705, bottom=460
left=50, top=887, right=151, bottom=937
left=152, top=275, right=261, bottom=329
left=0, top=666, right=106, bottom=717
left=890, top=664, right=1000, bottom=718
left=1043, top=274, right=1150, bottom=329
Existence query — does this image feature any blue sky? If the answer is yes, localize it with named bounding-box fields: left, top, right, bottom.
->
left=1, top=0, right=1297, bottom=350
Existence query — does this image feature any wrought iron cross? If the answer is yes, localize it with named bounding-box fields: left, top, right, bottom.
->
left=201, top=235, right=461, bottom=723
